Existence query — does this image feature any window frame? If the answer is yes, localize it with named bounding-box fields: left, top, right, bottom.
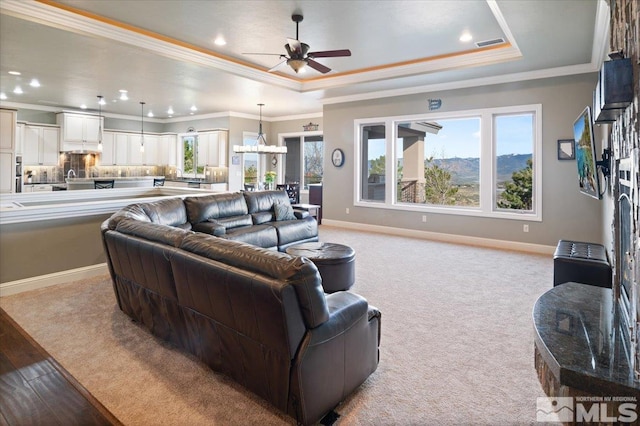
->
left=354, top=104, right=542, bottom=221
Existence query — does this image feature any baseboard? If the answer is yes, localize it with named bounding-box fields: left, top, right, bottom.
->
left=0, top=264, right=109, bottom=297
left=320, top=220, right=556, bottom=255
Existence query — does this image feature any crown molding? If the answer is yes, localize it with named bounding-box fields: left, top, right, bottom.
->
left=1, top=0, right=302, bottom=91
left=321, top=62, right=598, bottom=106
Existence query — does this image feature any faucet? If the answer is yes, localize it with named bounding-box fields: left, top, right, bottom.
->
left=67, top=169, right=76, bottom=179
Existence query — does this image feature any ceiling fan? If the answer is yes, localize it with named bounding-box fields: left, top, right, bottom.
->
left=245, top=14, right=351, bottom=74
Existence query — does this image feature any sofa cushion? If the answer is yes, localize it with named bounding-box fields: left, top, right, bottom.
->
left=140, top=198, right=190, bottom=229
left=216, top=214, right=253, bottom=229
left=270, top=216, right=318, bottom=246
left=184, top=193, right=247, bottom=224
left=274, top=201, right=296, bottom=221
left=223, top=224, right=278, bottom=248
left=243, top=190, right=291, bottom=214
left=252, top=211, right=275, bottom=225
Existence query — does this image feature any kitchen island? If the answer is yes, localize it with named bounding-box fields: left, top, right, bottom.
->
left=66, top=176, right=164, bottom=190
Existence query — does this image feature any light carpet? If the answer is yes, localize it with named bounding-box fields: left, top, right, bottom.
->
left=0, top=226, right=553, bottom=425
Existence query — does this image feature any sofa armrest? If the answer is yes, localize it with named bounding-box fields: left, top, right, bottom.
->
left=293, top=209, right=309, bottom=219
left=307, top=292, right=368, bottom=344
left=291, top=291, right=380, bottom=424
left=192, top=221, right=226, bottom=236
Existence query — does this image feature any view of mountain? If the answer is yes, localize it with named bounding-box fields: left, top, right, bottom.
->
left=430, top=153, right=532, bottom=184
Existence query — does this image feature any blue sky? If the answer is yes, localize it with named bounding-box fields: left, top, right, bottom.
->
left=367, top=114, right=534, bottom=160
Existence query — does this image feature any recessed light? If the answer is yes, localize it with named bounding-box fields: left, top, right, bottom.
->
left=214, top=36, right=226, bottom=46
left=190, top=105, right=197, bottom=112
left=0, top=93, right=7, bottom=100
left=8, top=71, right=21, bottom=76
left=29, top=79, right=40, bottom=87
left=147, top=111, right=154, bottom=117
left=98, top=97, right=106, bottom=105
left=167, top=107, right=174, bottom=115
left=13, top=86, right=23, bottom=94
left=80, top=104, right=87, bottom=109
left=119, top=90, right=128, bottom=101
left=459, top=31, right=473, bottom=42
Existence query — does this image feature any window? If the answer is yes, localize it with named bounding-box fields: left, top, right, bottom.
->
left=242, top=132, right=259, bottom=188
left=396, top=117, right=480, bottom=207
left=355, top=105, right=541, bottom=220
left=360, top=124, right=386, bottom=202
left=283, top=132, right=324, bottom=190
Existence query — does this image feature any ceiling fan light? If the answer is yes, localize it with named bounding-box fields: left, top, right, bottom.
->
left=287, top=58, right=307, bottom=73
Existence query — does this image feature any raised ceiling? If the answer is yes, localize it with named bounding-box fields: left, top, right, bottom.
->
left=0, top=0, right=607, bottom=120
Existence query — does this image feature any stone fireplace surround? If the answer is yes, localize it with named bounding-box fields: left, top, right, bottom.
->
left=533, top=0, right=640, bottom=406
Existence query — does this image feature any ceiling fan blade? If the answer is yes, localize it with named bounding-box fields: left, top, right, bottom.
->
left=307, top=59, right=331, bottom=74
left=308, top=49, right=351, bottom=58
left=268, top=59, right=287, bottom=72
left=286, top=38, right=303, bottom=56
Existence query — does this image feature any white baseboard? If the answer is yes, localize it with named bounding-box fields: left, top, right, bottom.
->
left=320, top=219, right=556, bottom=255
left=0, top=263, right=109, bottom=297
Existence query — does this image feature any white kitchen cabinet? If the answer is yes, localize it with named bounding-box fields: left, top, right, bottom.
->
left=217, top=131, right=228, bottom=166
left=23, top=184, right=53, bottom=192
left=101, top=130, right=177, bottom=166
left=100, top=131, right=116, bottom=165
left=0, top=109, right=16, bottom=151
left=0, top=109, right=16, bottom=194
left=24, top=125, right=60, bottom=166
left=142, top=134, right=159, bottom=165
left=196, top=131, right=228, bottom=167
left=57, top=112, right=102, bottom=151
left=0, top=151, right=13, bottom=193
left=15, top=122, right=24, bottom=155
left=114, top=133, right=129, bottom=165
left=128, top=134, right=144, bottom=165
left=160, top=134, right=177, bottom=166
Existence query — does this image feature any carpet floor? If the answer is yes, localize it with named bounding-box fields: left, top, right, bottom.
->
left=0, top=226, right=553, bottom=425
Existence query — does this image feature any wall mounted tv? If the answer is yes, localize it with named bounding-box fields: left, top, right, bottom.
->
left=573, top=106, right=601, bottom=199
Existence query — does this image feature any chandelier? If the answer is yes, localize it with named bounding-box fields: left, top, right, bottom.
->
left=233, top=104, right=287, bottom=154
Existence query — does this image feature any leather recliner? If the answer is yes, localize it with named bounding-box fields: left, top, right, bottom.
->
left=101, top=215, right=381, bottom=425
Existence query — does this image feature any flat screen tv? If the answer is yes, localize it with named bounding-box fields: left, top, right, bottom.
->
left=573, top=106, right=601, bottom=199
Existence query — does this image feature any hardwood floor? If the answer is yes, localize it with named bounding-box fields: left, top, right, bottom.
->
left=0, top=308, right=121, bottom=426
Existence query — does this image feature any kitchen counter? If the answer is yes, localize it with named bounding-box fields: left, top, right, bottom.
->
left=66, top=176, right=164, bottom=190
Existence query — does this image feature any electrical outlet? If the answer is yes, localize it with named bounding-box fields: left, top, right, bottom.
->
left=346, top=208, right=350, bottom=214
left=422, top=215, right=427, bottom=223
left=523, top=224, right=529, bottom=233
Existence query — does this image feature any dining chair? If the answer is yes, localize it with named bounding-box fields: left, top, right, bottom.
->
left=94, top=179, right=115, bottom=189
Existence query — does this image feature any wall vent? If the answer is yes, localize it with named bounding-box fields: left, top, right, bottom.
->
left=475, top=38, right=506, bottom=48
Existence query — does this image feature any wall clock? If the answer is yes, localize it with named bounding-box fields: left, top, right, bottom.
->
left=331, top=148, right=345, bottom=167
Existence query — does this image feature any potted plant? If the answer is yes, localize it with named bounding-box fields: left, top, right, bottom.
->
left=265, top=171, right=276, bottom=190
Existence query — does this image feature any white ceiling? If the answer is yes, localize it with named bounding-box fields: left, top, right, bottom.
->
left=0, top=0, right=607, bottom=121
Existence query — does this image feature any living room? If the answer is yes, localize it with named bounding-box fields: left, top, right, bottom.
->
left=0, top=0, right=638, bottom=424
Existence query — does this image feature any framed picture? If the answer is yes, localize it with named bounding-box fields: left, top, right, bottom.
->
left=231, top=155, right=240, bottom=165
left=557, top=139, right=575, bottom=160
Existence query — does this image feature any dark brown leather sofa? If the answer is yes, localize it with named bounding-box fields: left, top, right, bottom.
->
left=100, top=194, right=381, bottom=425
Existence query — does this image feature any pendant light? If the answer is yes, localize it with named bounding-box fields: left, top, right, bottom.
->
left=257, top=103, right=267, bottom=146
left=97, top=95, right=104, bottom=152
left=139, top=101, right=145, bottom=153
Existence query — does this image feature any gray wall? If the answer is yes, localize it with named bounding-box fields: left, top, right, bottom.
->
left=0, top=214, right=109, bottom=282
left=322, top=74, right=603, bottom=247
